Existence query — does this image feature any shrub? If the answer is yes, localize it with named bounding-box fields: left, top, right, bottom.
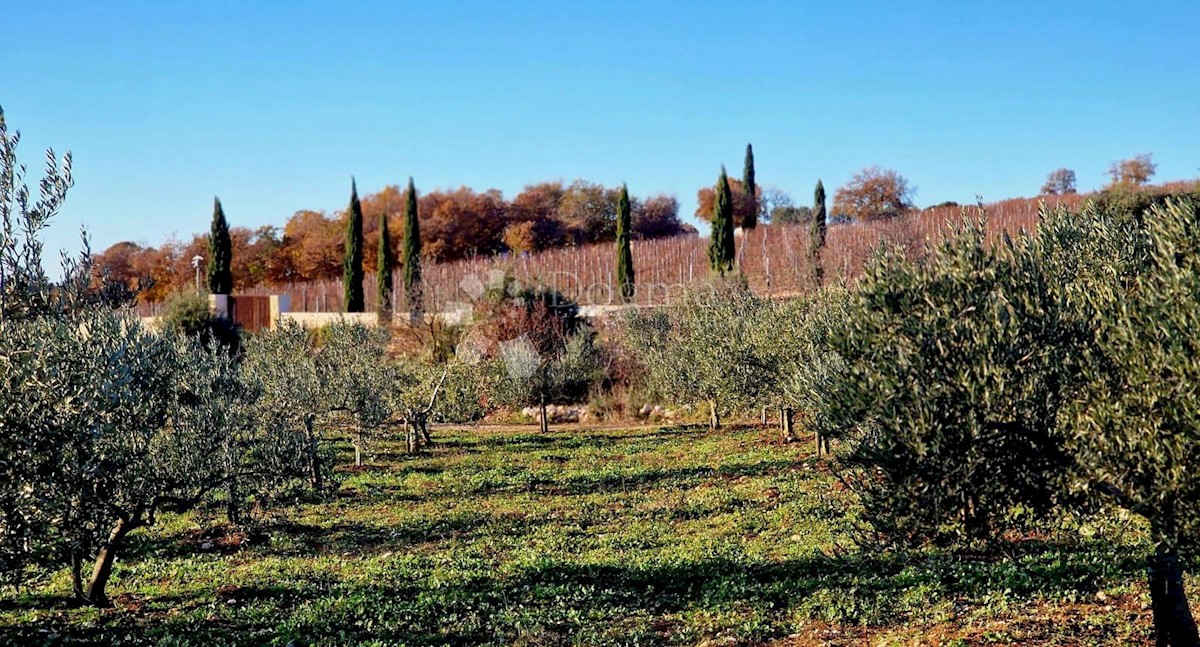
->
left=623, top=281, right=775, bottom=430
left=159, top=291, right=239, bottom=350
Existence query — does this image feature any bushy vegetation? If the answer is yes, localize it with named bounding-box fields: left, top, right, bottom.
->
left=0, top=425, right=1158, bottom=646
left=10, top=104, right=1200, bottom=644
left=158, top=290, right=240, bottom=350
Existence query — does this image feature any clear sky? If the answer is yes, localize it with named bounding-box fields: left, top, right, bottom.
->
left=4, top=0, right=1198, bottom=261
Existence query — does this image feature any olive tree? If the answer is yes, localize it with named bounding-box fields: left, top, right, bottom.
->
left=623, top=282, right=774, bottom=430
left=491, top=331, right=602, bottom=433
left=824, top=208, right=1101, bottom=545
left=315, top=323, right=392, bottom=467
left=241, top=322, right=339, bottom=496
left=0, top=309, right=272, bottom=605
left=387, top=360, right=483, bottom=453
left=755, top=287, right=849, bottom=451
left=1065, top=198, right=1200, bottom=642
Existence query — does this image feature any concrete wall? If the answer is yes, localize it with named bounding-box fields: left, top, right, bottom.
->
left=278, top=311, right=381, bottom=329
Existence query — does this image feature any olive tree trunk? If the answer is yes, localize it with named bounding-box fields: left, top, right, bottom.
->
left=708, top=399, right=720, bottom=431
left=539, top=394, right=550, bottom=434
left=226, top=477, right=240, bottom=524
left=308, top=429, right=324, bottom=493
left=85, top=519, right=140, bottom=607
left=1149, top=549, right=1199, bottom=646
left=781, top=407, right=795, bottom=442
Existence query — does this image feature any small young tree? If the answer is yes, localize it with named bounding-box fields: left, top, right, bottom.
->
left=316, top=322, right=391, bottom=466
left=387, top=361, right=481, bottom=453
left=615, top=183, right=635, bottom=303
left=742, top=143, right=758, bottom=229
left=343, top=179, right=365, bottom=313
left=207, top=197, right=233, bottom=294
left=755, top=287, right=848, bottom=450
left=623, top=283, right=773, bottom=430
left=377, top=210, right=395, bottom=323
left=708, top=168, right=736, bottom=276
left=459, top=276, right=596, bottom=432
left=402, top=177, right=423, bottom=324
left=241, top=322, right=338, bottom=496
left=493, top=331, right=602, bottom=433
left=1040, top=168, right=1077, bottom=195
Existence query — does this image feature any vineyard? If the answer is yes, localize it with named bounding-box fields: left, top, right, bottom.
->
left=234, top=193, right=1079, bottom=314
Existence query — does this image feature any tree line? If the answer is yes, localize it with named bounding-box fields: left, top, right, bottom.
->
left=93, top=179, right=693, bottom=302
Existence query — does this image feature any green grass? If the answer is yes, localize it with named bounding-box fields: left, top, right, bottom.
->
left=0, top=425, right=1162, bottom=646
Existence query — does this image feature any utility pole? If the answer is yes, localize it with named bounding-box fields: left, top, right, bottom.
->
left=192, top=255, right=204, bottom=292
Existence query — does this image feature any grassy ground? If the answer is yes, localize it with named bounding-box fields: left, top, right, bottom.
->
left=0, top=424, right=1165, bottom=646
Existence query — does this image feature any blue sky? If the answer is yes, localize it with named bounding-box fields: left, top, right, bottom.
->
left=4, top=0, right=1198, bottom=261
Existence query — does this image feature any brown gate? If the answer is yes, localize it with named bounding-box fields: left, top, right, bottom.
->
left=229, top=296, right=272, bottom=332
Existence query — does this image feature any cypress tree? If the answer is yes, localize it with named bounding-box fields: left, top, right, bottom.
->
left=343, top=178, right=365, bottom=313
left=742, top=143, right=758, bottom=229
left=377, top=210, right=395, bottom=321
left=708, top=167, right=736, bottom=276
left=615, top=183, right=635, bottom=303
left=206, top=196, right=233, bottom=294
left=810, top=179, right=828, bottom=287
left=402, top=177, right=422, bottom=323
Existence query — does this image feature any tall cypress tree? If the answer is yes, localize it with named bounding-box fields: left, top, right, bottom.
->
left=810, top=179, right=827, bottom=287
left=615, top=183, right=635, bottom=303
left=709, top=167, right=736, bottom=276
left=402, top=177, right=422, bottom=323
left=343, top=178, right=365, bottom=313
left=377, top=210, right=395, bottom=321
left=206, top=196, right=233, bottom=294
left=742, top=143, right=757, bottom=229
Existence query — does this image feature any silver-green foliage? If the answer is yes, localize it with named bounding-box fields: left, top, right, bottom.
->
left=0, top=309, right=271, bottom=602
left=623, top=282, right=775, bottom=428
left=826, top=206, right=1113, bottom=544
left=1065, top=198, right=1200, bottom=552
left=314, top=323, right=392, bottom=464
left=241, top=322, right=338, bottom=494
left=755, top=286, right=850, bottom=441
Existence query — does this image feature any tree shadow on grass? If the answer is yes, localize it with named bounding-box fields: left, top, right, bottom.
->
left=5, top=539, right=1145, bottom=646
left=372, top=458, right=813, bottom=505
left=440, top=426, right=701, bottom=454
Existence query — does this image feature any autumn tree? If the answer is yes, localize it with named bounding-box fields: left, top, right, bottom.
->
left=420, top=187, right=508, bottom=260
left=281, top=210, right=342, bottom=281
left=742, top=143, right=758, bottom=229
left=709, top=167, right=736, bottom=276
left=1107, top=153, right=1157, bottom=190
left=343, top=179, right=365, bottom=313
left=507, top=181, right=567, bottom=251
left=402, top=177, right=422, bottom=323
left=207, top=197, right=233, bottom=294
left=833, top=166, right=914, bottom=221
left=695, top=178, right=758, bottom=228
left=615, top=184, right=635, bottom=303
left=559, top=179, right=620, bottom=244
left=1040, top=168, right=1077, bottom=195
left=359, top=184, right=405, bottom=273
left=632, top=194, right=686, bottom=239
